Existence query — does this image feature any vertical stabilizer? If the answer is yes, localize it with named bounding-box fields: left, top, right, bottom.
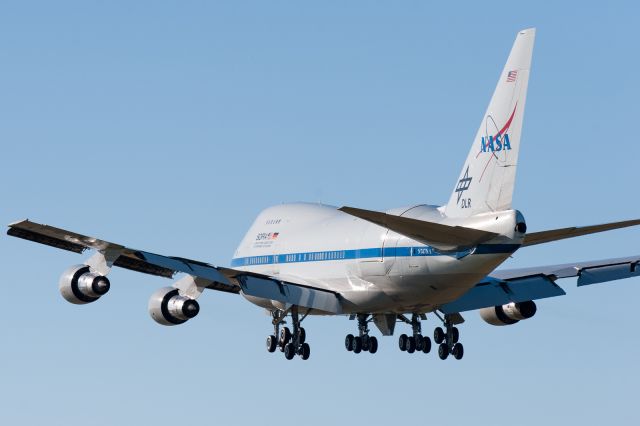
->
left=445, top=28, right=535, bottom=218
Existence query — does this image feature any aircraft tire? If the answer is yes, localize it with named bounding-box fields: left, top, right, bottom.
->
left=434, top=327, right=445, bottom=344
left=345, top=334, right=354, bottom=351
left=452, top=343, right=464, bottom=360
left=451, top=327, right=459, bottom=344
left=300, top=343, right=310, bottom=360
left=422, top=336, right=432, bottom=354
left=438, top=343, right=449, bottom=360
left=280, top=327, right=291, bottom=346
left=415, top=334, right=424, bottom=351
left=407, top=336, right=416, bottom=353
left=361, top=334, right=370, bottom=351
left=284, top=343, right=296, bottom=360
left=353, top=336, right=363, bottom=353
left=266, top=335, right=277, bottom=353
left=368, top=336, right=378, bottom=354
left=398, top=334, right=408, bottom=351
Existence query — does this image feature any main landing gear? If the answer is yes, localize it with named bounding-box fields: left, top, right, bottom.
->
left=395, top=312, right=463, bottom=360
left=266, top=307, right=310, bottom=361
left=433, top=313, right=464, bottom=360
left=397, top=314, right=432, bottom=355
left=344, top=314, right=378, bottom=355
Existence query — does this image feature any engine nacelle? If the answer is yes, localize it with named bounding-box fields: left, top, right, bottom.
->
left=479, top=301, right=537, bottom=326
left=148, top=286, right=200, bottom=326
left=59, top=265, right=111, bottom=305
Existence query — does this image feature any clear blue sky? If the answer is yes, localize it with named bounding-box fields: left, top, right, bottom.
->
left=2, top=1, right=639, bottom=425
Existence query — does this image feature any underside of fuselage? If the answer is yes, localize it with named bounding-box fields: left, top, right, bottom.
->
left=232, top=202, right=521, bottom=314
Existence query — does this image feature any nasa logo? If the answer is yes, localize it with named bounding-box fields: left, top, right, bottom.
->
left=255, top=232, right=279, bottom=241
left=480, top=134, right=512, bottom=153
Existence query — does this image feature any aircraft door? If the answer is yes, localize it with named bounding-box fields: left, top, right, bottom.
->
left=357, top=224, right=394, bottom=277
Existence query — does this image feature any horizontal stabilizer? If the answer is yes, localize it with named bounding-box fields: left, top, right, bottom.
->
left=522, top=219, right=640, bottom=247
left=339, top=206, right=498, bottom=251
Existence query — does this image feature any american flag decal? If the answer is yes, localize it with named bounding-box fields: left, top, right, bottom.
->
left=506, top=70, right=518, bottom=82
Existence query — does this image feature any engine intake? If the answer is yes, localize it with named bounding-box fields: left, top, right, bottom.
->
left=148, top=287, right=200, bottom=326
left=479, top=301, right=537, bottom=326
left=59, top=265, right=111, bottom=305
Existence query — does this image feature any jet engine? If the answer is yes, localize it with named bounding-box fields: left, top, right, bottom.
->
left=479, top=301, right=537, bottom=326
left=59, top=265, right=111, bottom=304
left=148, top=286, right=200, bottom=326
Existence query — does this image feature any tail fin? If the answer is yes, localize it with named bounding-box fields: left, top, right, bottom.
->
left=445, top=28, right=535, bottom=218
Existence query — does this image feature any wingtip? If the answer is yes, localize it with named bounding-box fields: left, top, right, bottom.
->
left=338, top=206, right=356, bottom=214
left=8, top=219, right=29, bottom=228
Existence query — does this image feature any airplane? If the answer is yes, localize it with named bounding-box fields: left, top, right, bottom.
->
left=8, top=28, right=640, bottom=361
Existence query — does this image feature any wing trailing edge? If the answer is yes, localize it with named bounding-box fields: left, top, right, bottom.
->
left=442, top=255, right=640, bottom=314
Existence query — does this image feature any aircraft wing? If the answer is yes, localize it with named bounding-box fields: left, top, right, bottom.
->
left=440, top=255, right=640, bottom=314
left=7, top=219, right=343, bottom=314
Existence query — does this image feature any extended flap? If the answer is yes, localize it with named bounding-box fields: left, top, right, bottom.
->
left=440, top=275, right=566, bottom=314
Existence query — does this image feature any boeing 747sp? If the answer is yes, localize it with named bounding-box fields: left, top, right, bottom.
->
left=9, top=28, right=640, bottom=360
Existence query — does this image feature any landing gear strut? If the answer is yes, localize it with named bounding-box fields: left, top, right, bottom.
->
left=398, top=313, right=432, bottom=355
left=266, top=307, right=310, bottom=360
left=345, top=314, right=378, bottom=354
left=433, top=313, right=463, bottom=360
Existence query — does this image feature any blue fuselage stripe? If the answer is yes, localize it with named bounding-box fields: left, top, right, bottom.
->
left=230, top=244, right=520, bottom=267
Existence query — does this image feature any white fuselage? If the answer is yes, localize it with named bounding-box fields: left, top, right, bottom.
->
left=232, top=203, right=524, bottom=314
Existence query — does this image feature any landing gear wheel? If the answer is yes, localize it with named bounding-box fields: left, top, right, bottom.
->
left=361, top=334, right=370, bottom=352
left=452, top=342, right=464, bottom=360
left=422, top=336, right=432, bottom=354
left=266, top=335, right=277, bottom=353
left=353, top=336, right=363, bottom=354
left=434, top=327, right=445, bottom=344
left=284, top=343, right=296, bottom=360
left=438, top=343, right=449, bottom=360
left=398, top=334, right=408, bottom=351
left=368, top=336, right=378, bottom=354
left=279, top=327, right=291, bottom=346
left=415, top=335, right=424, bottom=351
left=407, top=336, right=416, bottom=353
left=450, top=327, right=459, bottom=344
left=300, top=343, right=311, bottom=360
left=299, top=327, right=306, bottom=344
left=345, top=334, right=354, bottom=351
